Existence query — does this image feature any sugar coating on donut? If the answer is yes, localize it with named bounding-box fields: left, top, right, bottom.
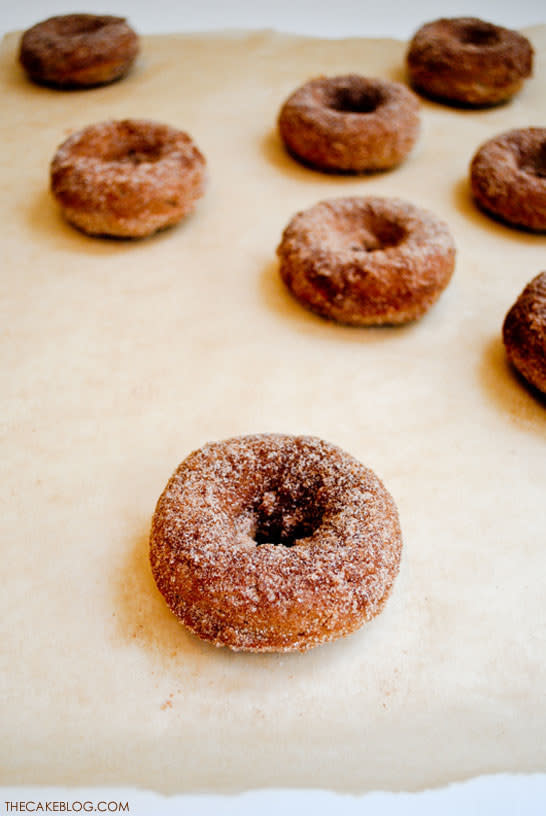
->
left=277, top=196, right=456, bottom=325
left=278, top=75, right=420, bottom=172
left=50, top=119, right=207, bottom=238
left=150, top=434, right=402, bottom=653
left=503, top=272, right=546, bottom=394
left=407, top=17, right=533, bottom=106
left=470, top=128, right=546, bottom=232
left=19, top=14, right=139, bottom=88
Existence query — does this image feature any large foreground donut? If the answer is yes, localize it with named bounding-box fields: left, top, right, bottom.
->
left=19, top=14, right=139, bottom=88
left=406, top=17, right=533, bottom=106
left=278, top=75, right=420, bottom=172
left=50, top=119, right=207, bottom=238
left=503, top=272, right=546, bottom=395
left=277, top=196, right=456, bottom=325
left=150, top=434, right=402, bottom=653
left=470, top=128, right=546, bottom=232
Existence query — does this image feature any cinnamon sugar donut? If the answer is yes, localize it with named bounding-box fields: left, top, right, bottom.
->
left=50, top=119, right=206, bottom=238
left=150, top=434, right=402, bottom=653
left=19, top=14, right=139, bottom=88
left=406, top=17, right=533, bottom=106
left=470, top=128, right=546, bottom=231
left=277, top=196, right=456, bottom=325
left=278, top=75, right=420, bottom=172
left=503, top=272, right=546, bottom=394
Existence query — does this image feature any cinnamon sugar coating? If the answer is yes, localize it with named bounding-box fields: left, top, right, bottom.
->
left=150, top=434, right=402, bottom=653
left=50, top=119, right=207, bottom=238
left=19, top=14, right=139, bottom=88
left=503, top=272, right=546, bottom=394
left=470, top=128, right=546, bottom=232
left=277, top=196, right=456, bottom=325
left=278, top=75, right=420, bottom=172
left=406, top=17, right=533, bottom=106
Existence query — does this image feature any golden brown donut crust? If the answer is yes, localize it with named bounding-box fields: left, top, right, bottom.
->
left=503, top=272, right=546, bottom=394
left=406, top=17, right=533, bottom=106
left=277, top=196, right=456, bottom=325
left=470, top=128, right=546, bottom=232
left=50, top=119, right=207, bottom=238
left=19, top=14, right=139, bottom=88
left=278, top=75, right=420, bottom=172
left=150, top=434, right=402, bottom=653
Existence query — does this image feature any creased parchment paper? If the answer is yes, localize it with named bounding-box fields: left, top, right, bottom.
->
left=0, top=27, right=545, bottom=794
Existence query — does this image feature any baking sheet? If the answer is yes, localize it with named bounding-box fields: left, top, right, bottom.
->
left=0, top=27, right=545, bottom=793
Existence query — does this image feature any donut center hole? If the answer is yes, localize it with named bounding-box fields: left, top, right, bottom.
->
left=458, top=22, right=500, bottom=47
left=326, top=86, right=384, bottom=115
left=121, top=144, right=165, bottom=165
left=327, top=211, right=407, bottom=253
left=55, top=16, right=112, bottom=36
left=252, top=491, right=325, bottom=548
left=519, top=140, right=546, bottom=178
left=77, top=131, right=167, bottom=164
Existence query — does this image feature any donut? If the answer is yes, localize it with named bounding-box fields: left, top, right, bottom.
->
left=277, top=196, right=456, bottom=325
left=19, top=14, right=139, bottom=88
left=406, top=17, right=533, bottom=107
left=470, top=128, right=546, bottom=232
left=503, top=272, right=546, bottom=395
left=278, top=75, right=420, bottom=173
left=50, top=119, right=207, bottom=238
left=150, top=434, right=402, bottom=653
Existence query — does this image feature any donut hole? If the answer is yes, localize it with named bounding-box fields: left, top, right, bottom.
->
left=251, top=488, right=327, bottom=548
left=324, top=209, right=407, bottom=253
left=120, top=144, right=165, bottom=165
left=325, top=84, right=385, bottom=115
left=54, top=15, right=113, bottom=37
left=518, top=139, right=546, bottom=178
left=73, top=126, right=168, bottom=165
left=458, top=21, right=501, bottom=47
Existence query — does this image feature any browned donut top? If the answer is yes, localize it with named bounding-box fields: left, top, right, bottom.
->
left=503, top=272, right=546, bottom=394
left=279, top=197, right=454, bottom=264
left=150, top=434, right=402, bottom=652
left=281, top=74, right=418, bottom=123
left=407, top=17, right=533, bottom=104
left=278, top=75, right=420, bottom=171
left=50, top=119, right=206, bottom=234
left=470, top=128, right=546, bottom=231
left=19, top=14, right=139, bottom=87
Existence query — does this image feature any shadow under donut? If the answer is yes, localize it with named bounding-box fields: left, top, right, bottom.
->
left=259, top=259, right=417, bottom=345
left=261, top=128, right=392, bottom=186
left=452, top=177, right=546, bottom=242
left=28, top=188, right=195, bottom=256
left=113, top=520, right=392, bottom=690
left=479, top=335, right=546, bottom=428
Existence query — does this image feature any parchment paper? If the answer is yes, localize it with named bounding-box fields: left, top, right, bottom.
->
left=1, top=27, right=545, bottom=794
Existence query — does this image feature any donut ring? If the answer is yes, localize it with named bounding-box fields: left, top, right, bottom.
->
left=19, top=14, right=139, bottom=88
left=470, top=128, right=546, bottom=232
left=277, top=196, right=456, bottom=325
left=406, top=17, right=533, bottom=106
left=50, top=119, right=207, bottom=238
left=150, top=434, right=402, bottom=653
left=278, top=75, right=420, bottom=172
left=503, top=272, right=546, bottom=395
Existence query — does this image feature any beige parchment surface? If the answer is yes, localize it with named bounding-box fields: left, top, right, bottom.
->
left=0, top=27, right=545, bottom=794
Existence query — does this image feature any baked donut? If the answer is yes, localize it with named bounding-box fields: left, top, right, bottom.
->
left=503, top=272, right=546, bottom=394
left=406, top=17, right=533, bottom=107
left=470, top=128, right=546, bottom=231
left=19, top=14, right=139, bottom=88
left=50, top=119, right=207, bottom=238
left=278, top=75, right=420, bottom=172
left=150, top=434, right=402, bottom=652
left=277, top=196, right=456, bottom=325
